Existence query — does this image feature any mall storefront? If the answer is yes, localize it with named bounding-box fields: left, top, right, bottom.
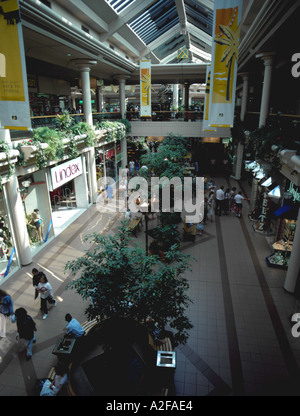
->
left=17, top=153, right=92, bottom=259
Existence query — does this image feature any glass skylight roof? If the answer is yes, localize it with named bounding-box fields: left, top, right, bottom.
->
left=106, top=0, right=214, bottom=64
left=129, top=0, right=179, bottom=45
left=105, top=0, right=135, bottom=14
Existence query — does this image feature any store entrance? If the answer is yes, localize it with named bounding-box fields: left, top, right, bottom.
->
left=50, top=180, right=84, bottom=236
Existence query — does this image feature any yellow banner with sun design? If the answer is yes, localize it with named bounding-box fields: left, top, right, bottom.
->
left=209, top=0, right=242, bottom=128
left=140, top=59, right=151, bottom=117
left=0, top=0, right=31, bottom=130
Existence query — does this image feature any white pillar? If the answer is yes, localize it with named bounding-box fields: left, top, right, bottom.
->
left=5, top=175, right=32, bottom=266
left=74, top=154, right=89, bottom=208
left=0, top=128, right=32, bottom=265
left=121, top=136, right=127, bottom=168
left=240, top=72, right=249, bottom=122
left=173, top=84, right=178, bottom=109
left=115, top=75, right=129, bottom=119
left=231, top=142, right=244, bottom=181
left=72, top=59, right=97, bottom=126
left=72, top=59, right=98, bottom=203
left=97, top=86, right=104, bottom=112
left=284, top=208, right=300, bottom=293
left=256, top=53, right=275, bottom=128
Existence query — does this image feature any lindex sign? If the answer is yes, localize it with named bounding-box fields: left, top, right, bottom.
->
left=50, top=156, right=83, bottom=190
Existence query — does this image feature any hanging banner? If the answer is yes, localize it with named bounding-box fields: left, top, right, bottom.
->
left=140, top=59, right=151, bottom=117
left=203, top=65, right=216, bottom=132
left=0, top=0, right=31, bottom=130
left=209, top=0, right=243, bottom=128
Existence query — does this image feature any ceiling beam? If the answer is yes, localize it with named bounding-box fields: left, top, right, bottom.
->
left=99, top=0, right=156, bottom=42
left=175, top=0, right=191, bottom=49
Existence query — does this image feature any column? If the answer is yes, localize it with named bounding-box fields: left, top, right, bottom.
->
left=72, top=59, right=98, bottom=203
left=172, top=84, right=178, bottom=109
left=97, top=86, right=104, bottom=112
left=0, top=128, right=32, bottom=265
left=256, top=52, right=275, bottom=128
left=115, top=75, right=130, bottom=119
left=240, top=72, right=249, bottom=122
left=5, top=174, right=32, bottom=266
left=72, top=59, right=97, bottom=126
left=230, top=142, right=244, bottom=181
left=74, top=154, right=89, bottom=208
left=184, top=82, right=190, bottom=120
left=284, top=208, right=300, bottom=293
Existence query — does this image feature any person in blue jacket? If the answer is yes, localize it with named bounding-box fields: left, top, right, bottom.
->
left=0, top=289, right=15, bottom=337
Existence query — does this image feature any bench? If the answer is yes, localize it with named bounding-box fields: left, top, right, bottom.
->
left=47, top=318, right=98, bottom=396
left=126, top=216, right=142, bottom=237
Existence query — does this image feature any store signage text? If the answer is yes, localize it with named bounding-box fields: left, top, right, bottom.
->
left=288, top=182, right=300, bottom=202
left=291, top=53, right=300, bottom=78
left=51, top=157, right=83, bottom=190
left=256, top=191, right=269, bottom=232
left=101, top=150, right=114, bottom=161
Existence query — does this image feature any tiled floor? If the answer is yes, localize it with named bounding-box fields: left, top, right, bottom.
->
left=0, top=176, right=299, bottom=397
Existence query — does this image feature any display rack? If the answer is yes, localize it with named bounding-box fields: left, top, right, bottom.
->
left=266, top=219, right=297, bottom=269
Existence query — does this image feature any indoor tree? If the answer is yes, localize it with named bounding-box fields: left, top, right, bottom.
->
left=65, top=223, right=193, bottom=345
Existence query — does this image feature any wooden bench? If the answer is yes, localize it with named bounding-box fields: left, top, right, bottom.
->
left=47, top=318, right=98, bottom=396
left=126, top=216, right=142, bottom=237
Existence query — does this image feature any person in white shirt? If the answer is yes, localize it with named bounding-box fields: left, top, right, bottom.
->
left=234, top=191, right=248, bottom=218
left=37, top=274, right=56, bottom=320
left=40, top=363, right=68, bottom=396
left=215, top=186, right=225, bottom=216
left=129, top=160, right=135, bottom=177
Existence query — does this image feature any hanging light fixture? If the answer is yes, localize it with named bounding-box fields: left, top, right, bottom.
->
left=261, top=177, right=272, bottom=187
left=268, top=185, right=281, bottom=199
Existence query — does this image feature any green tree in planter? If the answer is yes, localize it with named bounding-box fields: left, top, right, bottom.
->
left=65, top=223, right=193, bottom=345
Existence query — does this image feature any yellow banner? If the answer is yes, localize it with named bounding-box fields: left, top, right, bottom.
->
left=0, top=1, right=24, bottom=101
left=140, top=60, right=151, bottom=117
left=209, top=0, right=242, bottom=128
left=0, top=0, right=31, bottom=130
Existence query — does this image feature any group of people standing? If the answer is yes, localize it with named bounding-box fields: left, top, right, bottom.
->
left=205, top=180, right=248, bottom=220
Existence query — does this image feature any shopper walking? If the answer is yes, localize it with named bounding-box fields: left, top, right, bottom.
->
left=15, top=307, right=37, bottom=361
left=215, top=185, right=225, bottom=216
left=207, top=191, right=215, bottom=222
left=0, top=289, right=15, bottom=337
left=37, top=274, right=56, bottom=320
left=229, top=186, right=237, bottom=213
left=32, top=268, right=41, bottom=300
left=224, top=188, right=231, bottom=214
left=234, top=191, right=249, bottom=218
left=129, top=160, right=135, bottom=177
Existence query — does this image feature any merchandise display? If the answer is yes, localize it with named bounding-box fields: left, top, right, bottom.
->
left=266, top=219, right=297, bottom=269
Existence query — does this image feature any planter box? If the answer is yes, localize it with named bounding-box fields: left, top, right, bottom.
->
left=21, top=143, right=48, bottom=161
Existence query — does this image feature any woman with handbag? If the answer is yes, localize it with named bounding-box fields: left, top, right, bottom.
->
left=37, top=274, right=56, bottom=320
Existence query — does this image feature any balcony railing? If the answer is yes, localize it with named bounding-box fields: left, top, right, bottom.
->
left=30, top=110, right=204, bottom=128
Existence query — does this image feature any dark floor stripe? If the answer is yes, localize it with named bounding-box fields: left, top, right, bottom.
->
left=215, top=214, right=245, bottom=395
left=239, top=216, right=300, bottom=385
left=178, top=343, right=232, bottom=395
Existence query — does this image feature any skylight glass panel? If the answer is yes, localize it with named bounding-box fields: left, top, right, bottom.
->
left=105, top=0, right=136, bottom=14
left=129, top=0, right=179, bottom=45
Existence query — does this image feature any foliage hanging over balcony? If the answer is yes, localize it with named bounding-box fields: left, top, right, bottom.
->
left=15, top=112, right=126, bottom=169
